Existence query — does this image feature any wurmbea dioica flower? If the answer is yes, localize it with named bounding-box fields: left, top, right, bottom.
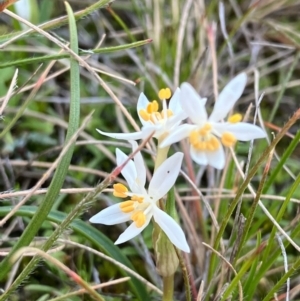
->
left=160, top=73, right=266, bottom=169
left=96, top=88, right=187, bottom=142
left=89, top=142, right=190, bottom=253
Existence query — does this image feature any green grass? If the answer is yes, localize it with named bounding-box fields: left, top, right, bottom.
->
left=1, top=0, right=300, bottom=300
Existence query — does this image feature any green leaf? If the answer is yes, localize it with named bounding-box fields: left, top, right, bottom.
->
left=0, top=0, right=81, bottom=292
left=0, top=205, right=149, bottom=300
left=0, top=39, right=152, bottom=70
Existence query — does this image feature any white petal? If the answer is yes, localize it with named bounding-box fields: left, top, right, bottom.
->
left=89, top=203, right=130, bottom=225
left=148, top=152, right=183, bottom=200
left=160, top=124, right=196, bottom=147
left=209, top=73, right=247, bottom=122
left=214, top=123, right=266, bottom=141
left=206, top=145, right=225, bottom=170
left=96, top=128, right=145, bottom=141
left=14, top=0, right=31, bottom=21
left=190, top=147, right=208, bottom=166
left=169, top=88, right=186, bottom=118
left=116, top=148, right=138, bottom=193
left=129, top=141, right=146, bottom=189
left=153, top=206, right=190, bottom=252
left=143, top=124, right=162, bottom=139
left=137, top=93, right=150, bottom=126
left=180, top=82, right=207, bottom=124
left=153, top=114, right=187, bottom=140
left=114, top=214, right=152, bottom=245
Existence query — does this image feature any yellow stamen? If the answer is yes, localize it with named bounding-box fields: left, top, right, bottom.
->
left=210, top=136, right=220, bottom=149
left=120, top=201, right=135, bottom=213
left=146, top=101, right=159, bottom=113
left=221, top=132, right=237, bottom=147
left=155, top=112, right=162, bottom=120
left=199, top=123, right=212, bottom=136
left=152, top=100, right=159, bottom=112
left=196, top=141, right=206, bottom=150
left=131, top=211, right=146, bottom=228
left=158, top=88, right=171, bottom=100
left=139, top=109, right=150, bottom=121
left=113, top=183, right=128, bottom=198
left=166, top=109, right=173, bottom=117
left=131, top=195, right=144, bottom=203
left=189, top=130, right=198, bottom=145
left=189, top=127, right=220, bottom=151
left=228, top=113, right=242, bottom=123
left=150, top=112, right=162, bottom=123
left=161, top=109, right=173, bottom=119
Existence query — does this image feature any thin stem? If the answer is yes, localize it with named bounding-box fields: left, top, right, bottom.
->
left=162, top=275, right=174, bottom=301
left=176, top=249, right=192, bottom=301
left=154, top=138, right=170, bottom=171
left=11, top=247, right=105, bottom=301
left=154, top=137, right=175, bottom=301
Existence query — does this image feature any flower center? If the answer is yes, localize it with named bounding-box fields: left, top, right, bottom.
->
left=189, top=123, right=220, bottom=152
left=114, top=183, right=149, bottom=228
left=139, top=101, right=173, bottom=124
left=139, top=88, right=174, bottom=124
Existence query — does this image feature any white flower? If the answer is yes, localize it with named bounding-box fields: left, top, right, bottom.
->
left=97, top=88, right=187, bottom=142
left=89, top=142, right=190, bottom=253
left=160, top=73, right=266, bottom=169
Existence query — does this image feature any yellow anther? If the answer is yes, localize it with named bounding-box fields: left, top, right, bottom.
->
left=146, top=101, right=159, bottom=113
left=158, top=88, right=172, bottom=100
left=146, top=103, right=152, bottom=113
left=190, top=128, right=221, bottom=151
left=207, top=140, right=217, bottom=151
left=139, top=109, right=150, bottom=121
left=166, top=109, right=173, bottom=117
left=152, top=100, right=159, bottom=111
left=131, top=211, right=146, bottom=228
left=221, top=132, right=237, bottom=147
left=120, top=201, right=135, bottom=213
left=210, top=136, right=220, bottom=150
left=131, top=195, right=144, bottom=203
left=162, top=109, right=173, bottom=119
left=199, top=123, right=212, bottom=136
left=228, top=113, right=242, bottom=123
left=113, top=183, right=128, bottom=198
left=196, top=141, right=206, bottom=150
left=189, top=130, right=198, bottom=145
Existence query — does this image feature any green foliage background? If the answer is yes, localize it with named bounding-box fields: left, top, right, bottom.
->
left=0, top=0, right=300, bottom=300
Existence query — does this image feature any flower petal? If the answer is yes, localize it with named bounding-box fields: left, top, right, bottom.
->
left=190, top=147, right=208, bottom=166
left=214, top=122, right=266, bottom=141
left=169, top=88, right=187, bottom=118
left=148, top=152, right=183, bottom=200
left=89, top=203, right=130, bottom=225
left=160, top=124, right=196, bottom=147
left=206, top=145, right=225, bottom=170
left=209, top=73, right=247, bottom=122
left=153, top=206, right=190, bottom=252
left=96, top=128, right=145, bottom=141
left=142, top=123, right=165, bottom=139
left=116, top=148, right=139, bottom=193
left=180, top=82, right=207, bottom=124
left=114, top=214, right=151, bottom=245
left=137, top=92, right=150, bottom=126
left=129, top=141, right=146, bottom=190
